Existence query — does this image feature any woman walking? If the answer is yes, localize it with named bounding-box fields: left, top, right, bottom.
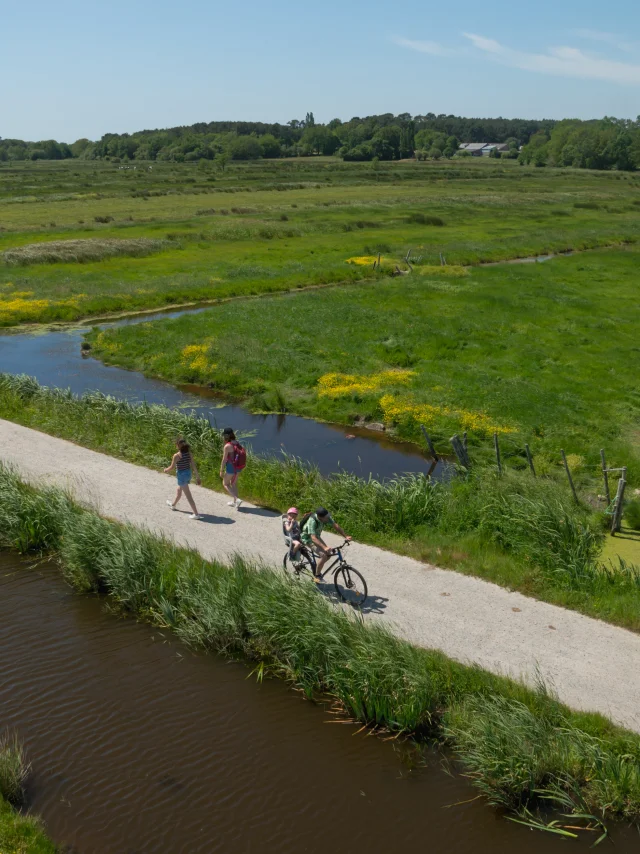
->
left=165, top=439, right=202, bottom=520
left=220, top=427, right=245, bottom=509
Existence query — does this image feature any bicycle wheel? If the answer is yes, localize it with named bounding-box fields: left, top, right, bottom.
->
left=334, top=565, right=367, bottom=607
left=283, top=548, right=315, bottom=579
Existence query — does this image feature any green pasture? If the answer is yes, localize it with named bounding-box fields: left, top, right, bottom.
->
left=89, top=247, right=640, bottom=484
left=1, top=158, right=639, bottom=324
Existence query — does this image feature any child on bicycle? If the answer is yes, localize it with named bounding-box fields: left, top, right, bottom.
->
left=283, top=507, right=303, bottom=563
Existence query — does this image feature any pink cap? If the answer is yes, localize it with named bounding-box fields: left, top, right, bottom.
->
left=287, top=507, right=299, bottom=515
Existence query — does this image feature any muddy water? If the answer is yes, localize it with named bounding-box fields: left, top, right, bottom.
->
left=0, top=308, right=449, bottom=482
left=1, top=555, right=637, bottom=854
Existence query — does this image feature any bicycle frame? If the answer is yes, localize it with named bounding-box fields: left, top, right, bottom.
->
left=301, top=543, right=347, bottom=579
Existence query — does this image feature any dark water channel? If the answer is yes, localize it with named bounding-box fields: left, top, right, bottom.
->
left=0, top=307, right=449, bottom=482
left=1, top=555, right=638, bottom=854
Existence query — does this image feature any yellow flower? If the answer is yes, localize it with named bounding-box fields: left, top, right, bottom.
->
left=181, top=342, right=216, bottom=374
left=345, top=256, right=387, bottom=266
left=379, top=394, right=511, bottom=437
left=317, top=370, right=415, bottom=398
left=0, top=293, right=85, bottom=324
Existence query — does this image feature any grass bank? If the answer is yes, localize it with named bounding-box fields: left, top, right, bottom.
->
left=3, top=373, right=640, bottom=632
left=1, top=464, right=640, bottom=832
left=0, top=731, right=55, bottom=854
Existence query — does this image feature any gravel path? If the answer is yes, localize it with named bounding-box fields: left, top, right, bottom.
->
left=2, top=418, right=639, bottom=733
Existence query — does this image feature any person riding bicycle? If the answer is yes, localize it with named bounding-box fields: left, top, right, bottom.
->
left=301, top=507, right=351, bottom=581
left=282, top=507, right=303, bottom=563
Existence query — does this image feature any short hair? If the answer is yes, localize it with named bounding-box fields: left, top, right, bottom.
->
left=316, top=507, right=329, bottom=518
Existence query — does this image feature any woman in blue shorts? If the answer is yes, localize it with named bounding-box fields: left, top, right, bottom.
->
left=164, top=439, right=202, bottom=520
left=220, top=427, right=242, bottom=509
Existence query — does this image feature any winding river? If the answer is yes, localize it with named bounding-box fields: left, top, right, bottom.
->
left=0, top=307, right=450, bottom=482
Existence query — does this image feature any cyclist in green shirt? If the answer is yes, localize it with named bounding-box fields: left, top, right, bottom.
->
left=301, top=507, right=351, bottom=580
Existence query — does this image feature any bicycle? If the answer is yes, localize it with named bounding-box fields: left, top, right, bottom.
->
left=283, top=539, right=368, bottom=608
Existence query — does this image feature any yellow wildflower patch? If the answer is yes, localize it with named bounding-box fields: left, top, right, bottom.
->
left=380, top=394, right=512, bottom=437
left=345, top=256, right=387, bottom=266
left=317, top=370, right=415, bottom=398
left=0, top=294, right=84, bottom=325
left=7, top=291, right=34, bottom=298
left=181, top=342, right=216, bottom=375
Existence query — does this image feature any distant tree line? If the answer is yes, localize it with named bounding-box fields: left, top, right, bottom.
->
left=2, top=113, right=640, bottom=171
left=518, top=118, right=640, bottom=170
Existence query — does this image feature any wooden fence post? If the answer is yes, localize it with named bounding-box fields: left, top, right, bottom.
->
left=611, top=468, right=627, bottom=534
left=561, top=449, right=579, bottom=504
left=493, top=432, right=502, bottom=476
left=525, top=443, right=536, bottom=477
left=420, top=425, right=439, bottom=463
left=600, top=449, right=611, bottom=506
left=450, top=434, right=470, bottom=468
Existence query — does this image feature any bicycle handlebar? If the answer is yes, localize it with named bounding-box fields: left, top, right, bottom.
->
left=329, top=539, right=352, bottom=554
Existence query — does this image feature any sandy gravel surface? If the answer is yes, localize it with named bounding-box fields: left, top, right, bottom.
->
left=2, top=418, right=639, bottom=733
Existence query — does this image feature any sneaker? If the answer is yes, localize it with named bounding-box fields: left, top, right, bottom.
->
left=189, top=513, right=203, bottom=520
left=166, top=500, right=176, bottom=510
left=235, top=500, right=243, bottom=510
left=227, top=500, right=237, bottom=507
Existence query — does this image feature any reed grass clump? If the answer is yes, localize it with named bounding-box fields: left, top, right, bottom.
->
left=0, top=732, right=29, bottom=806
left=2, top=238, right=169, bottom=266
left=1, top=463, right=640, bottom=825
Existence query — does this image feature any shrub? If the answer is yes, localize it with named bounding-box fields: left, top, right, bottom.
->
left=574, top=201, right=600, bottom=210
left=625, top=499, right=640, bottom=531
left=94, top=214, right=114, bottom=223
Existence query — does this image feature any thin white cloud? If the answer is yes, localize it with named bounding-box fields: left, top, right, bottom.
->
left=391, top=35, right=459, bottom=57
left=572, top=28, right=635, bottom=53
left=463, top=32, right=640, bottom=85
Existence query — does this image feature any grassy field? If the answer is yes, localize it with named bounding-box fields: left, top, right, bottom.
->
left=88, top=247, right=640, bottom=484
left=1, top=158, right=640, bottom=325
left=1, top=463, right=640, bottom=833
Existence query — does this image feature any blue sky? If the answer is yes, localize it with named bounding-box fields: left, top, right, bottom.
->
left=2, top=0, right=639, bottom=141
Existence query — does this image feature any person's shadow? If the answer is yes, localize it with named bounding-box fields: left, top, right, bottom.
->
left=237, top=506, right=277, bottom=518
left=199, top=514, right=235, bottom=525
left=170, top=509, right=235, bottom=525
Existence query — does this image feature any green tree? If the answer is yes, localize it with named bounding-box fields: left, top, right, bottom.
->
left=229, top=135, right=261, bottom=160
left=260, top=134, right=282, bottom=158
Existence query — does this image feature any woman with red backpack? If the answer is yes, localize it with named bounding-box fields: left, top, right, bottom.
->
left=220, top=427, right=246, bottom=509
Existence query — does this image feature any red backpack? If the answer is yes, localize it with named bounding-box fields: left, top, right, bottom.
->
left=232, top=440, right=247, bottom=472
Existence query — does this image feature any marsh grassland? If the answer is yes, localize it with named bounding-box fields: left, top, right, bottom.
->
left=2, top=157, right=640, bottom=613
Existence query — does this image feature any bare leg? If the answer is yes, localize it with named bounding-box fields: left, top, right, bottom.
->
left=223, top=474, right=239, bottom=502
left=181, top=484, right=199, bottom=516
left=172, top=486, right=183, bottom=507
left=314, top=550, right=330, bottom=579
